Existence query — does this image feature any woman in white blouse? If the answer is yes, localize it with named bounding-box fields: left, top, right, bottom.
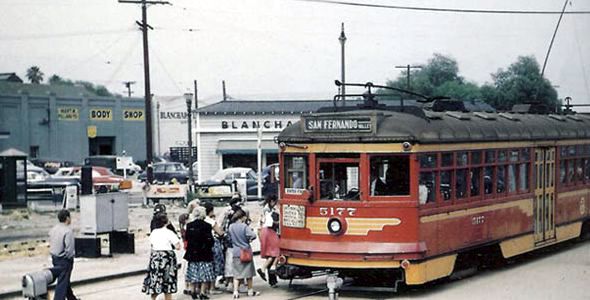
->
left=142, top=213, right=181, bottom=300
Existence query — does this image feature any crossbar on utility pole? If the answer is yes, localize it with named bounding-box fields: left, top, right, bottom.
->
left=119, top=0, right=170, bottom=183
left=123, top=81, right=136, bottom=97
left=395, top=64, right=422, bottom=110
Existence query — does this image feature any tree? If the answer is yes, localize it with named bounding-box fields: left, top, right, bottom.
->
left=381, top=53, right=480, bottom=101
left=75, top=80, right=113, bottom=97
left=482, top=56, right=559, bottom=111
left=48, top=74, right=74, bottom=86
left=26, top=66, right=44, bottom=84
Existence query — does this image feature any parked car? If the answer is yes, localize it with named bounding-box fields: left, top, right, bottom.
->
left=205, top=167, right=277, bottom=200
left=138, top=162, right=189, bottom=184
left=31, top=158, right=75, bottom=174
left=52, top=166, right=131, bottom=193
left=84, top=155, right=140, bottom=175
left=17, top=160, right=49, bottom=182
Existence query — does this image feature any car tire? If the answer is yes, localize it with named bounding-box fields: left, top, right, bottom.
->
left=97, top=185, right=108, bottom=194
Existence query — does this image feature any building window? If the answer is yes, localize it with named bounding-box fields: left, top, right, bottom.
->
left=30, top=146, right=39, bottom=159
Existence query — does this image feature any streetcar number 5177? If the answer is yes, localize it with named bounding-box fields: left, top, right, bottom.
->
left=319, top=207, right=356, bottom=216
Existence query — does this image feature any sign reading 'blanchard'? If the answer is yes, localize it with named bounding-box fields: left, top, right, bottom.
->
left=221, top=120, right=294, bottom=130
left=304, top=117, right=373, bottom=132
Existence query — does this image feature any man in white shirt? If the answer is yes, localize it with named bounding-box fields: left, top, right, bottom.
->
left=48, top=210, right=79, bottom=300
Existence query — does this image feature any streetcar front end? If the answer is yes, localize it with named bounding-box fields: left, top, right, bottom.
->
left=276, top=112, right=429, bottom=283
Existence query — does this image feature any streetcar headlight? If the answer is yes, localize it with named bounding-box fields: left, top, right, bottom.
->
left=327, top=218, right=343, bottom=235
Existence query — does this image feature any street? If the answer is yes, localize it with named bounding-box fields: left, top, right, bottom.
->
left=13, top=239, right=586, bottom=300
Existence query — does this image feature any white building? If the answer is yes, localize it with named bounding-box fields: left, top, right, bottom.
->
left=155, top=97, right=332, bottom=182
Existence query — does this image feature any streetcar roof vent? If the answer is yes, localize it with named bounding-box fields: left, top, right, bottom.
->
left=426, top=99, right=467, bottom=112
left=445, top=111, right=470, bottom=120
left=424, top=111, right=443, bottom=120
left=566, top=115, right=583, bottom=122
left=498, top=113, right=520, bottom=121
left=473, top=112, right=496, bottom=120
left=511, top=103, right=551, bottom=114
left=549, top=114, right=566, bottom=122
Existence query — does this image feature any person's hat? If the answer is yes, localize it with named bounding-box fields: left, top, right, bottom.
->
left=153, top=204, right=166, bottom=215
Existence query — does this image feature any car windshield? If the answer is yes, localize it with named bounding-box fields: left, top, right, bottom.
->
left=166, top=164, right=185, bottom=171
left=246, top=170, right=257, bottom=180
left=154, top=164, right=166, bottom=172
left=102, top=168, right=115, bottom=176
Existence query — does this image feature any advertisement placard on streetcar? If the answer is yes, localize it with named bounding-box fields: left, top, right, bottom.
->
left=283, top=204, right=306, bottom=228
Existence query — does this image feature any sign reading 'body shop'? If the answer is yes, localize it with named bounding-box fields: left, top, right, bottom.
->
left=304, top=117, right=373, bottom=132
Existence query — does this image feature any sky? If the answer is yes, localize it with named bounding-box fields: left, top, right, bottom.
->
left=1, top=0, right=589, bottom=109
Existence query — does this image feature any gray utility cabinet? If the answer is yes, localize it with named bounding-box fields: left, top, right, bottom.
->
left=80, top=192, right=129, bottom=234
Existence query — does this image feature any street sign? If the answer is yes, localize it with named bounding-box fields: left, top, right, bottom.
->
left=116, top=156, right=133, bottom=170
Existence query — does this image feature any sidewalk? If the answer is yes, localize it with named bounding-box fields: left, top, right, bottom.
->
left=0, top=227, right=262, bottom=298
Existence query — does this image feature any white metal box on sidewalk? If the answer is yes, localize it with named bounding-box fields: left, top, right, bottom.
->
left=80, top=193, right=129, bottom=234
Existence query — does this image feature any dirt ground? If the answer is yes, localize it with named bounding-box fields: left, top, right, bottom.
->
left=0, top=197, right=263, bottom=244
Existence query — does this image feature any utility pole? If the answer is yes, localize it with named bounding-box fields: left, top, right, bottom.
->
left=119, top=0, right=170, bottom=183
left=395, top=64, right=423, bottom=91
left=194, top=80, right=199, bottom=110
left=222, top=80, right=227, bottom=101
left=123, top=81, right=136, bottom=97
left=156, top=101, right=161, bottom=156
left=338, top=23, right=347, bottom=104
left=395, top=64, right=422, bottom=111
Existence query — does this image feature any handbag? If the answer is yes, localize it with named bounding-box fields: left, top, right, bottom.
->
left=239, top=248, right=253, bottom=263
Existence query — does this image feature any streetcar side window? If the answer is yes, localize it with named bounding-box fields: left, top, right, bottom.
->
left=319, top=162, right=359, bottom=200
left=285, top=155, right=308, bottom=190
left=370, top=156, right=410, bottom=196
left=419, top=154, right=437, bottom=204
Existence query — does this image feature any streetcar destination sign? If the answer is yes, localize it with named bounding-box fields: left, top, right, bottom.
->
left=304, top=116, right=373, bottom=133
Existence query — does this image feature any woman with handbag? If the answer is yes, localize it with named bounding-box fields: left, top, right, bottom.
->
left=184, top=206, right=215, bottom=300
left=228, top=208, right=260, bottom=298
left=142, top=213, right=181, bottom=300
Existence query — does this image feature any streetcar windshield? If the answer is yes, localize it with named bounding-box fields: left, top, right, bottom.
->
left=319, top=161, right=360, bottom=201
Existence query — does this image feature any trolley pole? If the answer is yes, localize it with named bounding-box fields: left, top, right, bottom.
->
left=119, top=0, right=170, bottom=183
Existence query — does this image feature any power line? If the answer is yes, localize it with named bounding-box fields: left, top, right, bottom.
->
left=0, top=28, right=137, bottom=41
left=290, top=0, right=590, bottom=14
left=57, top=29, right=139, bottom=75
left=572, top=13, right=590, bottom=100
left=105, top=34, right=141, bottom=86
left=149, top=44, right=184, bottom=94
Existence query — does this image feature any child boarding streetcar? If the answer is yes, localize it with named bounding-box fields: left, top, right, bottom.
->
left=274, top=81, right=590, bottom=287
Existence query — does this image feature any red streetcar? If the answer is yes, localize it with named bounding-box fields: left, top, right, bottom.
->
left=275, top=82, right=590, bottom=287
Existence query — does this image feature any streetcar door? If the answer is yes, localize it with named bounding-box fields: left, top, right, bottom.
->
left=534, top=147, right=556, bottom=244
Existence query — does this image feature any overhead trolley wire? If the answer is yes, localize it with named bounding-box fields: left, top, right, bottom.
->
left=290, top=0, right=590, bottom=15
left=0, top=28, right=138, bottom=41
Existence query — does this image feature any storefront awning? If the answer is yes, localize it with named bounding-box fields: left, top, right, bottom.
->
left=216, top=140, right=279, bottom=154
